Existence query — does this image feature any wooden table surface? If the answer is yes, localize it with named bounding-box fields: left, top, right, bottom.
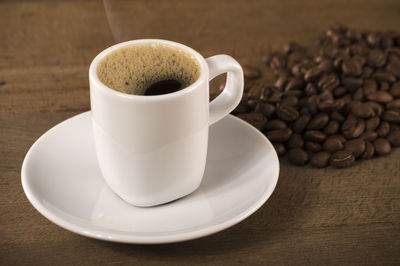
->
left=1, top=0, right=400, bottom=265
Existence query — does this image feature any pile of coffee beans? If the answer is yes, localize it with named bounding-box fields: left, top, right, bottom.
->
left=232, top=24, right=400, bottom=168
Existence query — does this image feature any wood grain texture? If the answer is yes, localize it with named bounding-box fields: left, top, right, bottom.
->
left=1, top=0, right=400, bottom=265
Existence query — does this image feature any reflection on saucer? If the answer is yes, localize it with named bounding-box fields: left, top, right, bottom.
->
left=91, top=185, right=214, bottom=233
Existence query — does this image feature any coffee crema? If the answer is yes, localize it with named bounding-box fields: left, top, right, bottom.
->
left=96, top=42, right=201, bottom=95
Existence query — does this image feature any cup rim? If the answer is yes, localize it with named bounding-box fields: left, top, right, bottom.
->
left=89, top=39, right=207, bottom=101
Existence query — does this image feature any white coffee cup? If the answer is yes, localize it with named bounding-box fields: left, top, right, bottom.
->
left=89, top=39, right=243, bottom=207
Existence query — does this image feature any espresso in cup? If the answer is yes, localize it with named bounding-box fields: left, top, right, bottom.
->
left=96, top=42, right=201, bottom=95
left=90, top=39, right=244, bottom=206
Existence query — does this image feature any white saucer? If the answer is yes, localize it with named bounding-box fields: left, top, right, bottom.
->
left=21, top=112, right=279, bottom=244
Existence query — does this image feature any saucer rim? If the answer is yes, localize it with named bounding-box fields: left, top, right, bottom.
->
left=21, top=111, right=279, bottom=244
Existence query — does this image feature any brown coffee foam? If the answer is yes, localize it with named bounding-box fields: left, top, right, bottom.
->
left=96, top=42, right=200, bottom=95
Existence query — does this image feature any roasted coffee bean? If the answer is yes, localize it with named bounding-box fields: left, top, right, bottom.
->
left=342, top=116, right=365, bottom=139
left=280, top=95, right=299, bottom=107
left=366, top=91, right=393, bottom=103
left=246, top=98, right=259, bottom=109
left=341, top=94, right=353, bottom=105
left=351, top=102, right=375, bottom=118
left=287, top=53, right=307, bottom=69
left=331, top=134, right=347, bottom=143
left=344, top=138, right=366, bottom=158
left=287, top=134, right=304, bottom=149
left=291, top=63, right=310, bottom=77
left=346, top=29, right=363, bottom=42
left=304, top=67, right=322, bottom=82
left=283, top=41, right=305, bottom=54
left=293, top=114, right=311, bottom=133
left=382, top=35, right=394, bottom=50
left=218, top=80, right=227, bottom=92
left=263, top=90, right=282, bottom=103
left=262, top=52, right=279, bottom=65
left=307, top=113, right=330, bottom=130
left=388, top=47, right=400, bottom=56
left=367, top=32, right=381, bottom=47
left=380, top=82, right=390, bottom=91
left=276, top=104, right=299, bottom=122
left=247, top=83, right=264, bottom=99
left=377, top=121, right=390, bottom=137
left=346, top=100, right=361, bottom=116
left=273, top=143, right=286, bottom=156
left=287, top=148, right=309, bottom=166
left=360, top=131, right=378, bottom=141
left=308, top=95, right=320, bottom=115
left=304, top=130, right=327, bottom=142
left=372, top=71, right=396, bottom=83
left=304, top=141, right=322, bottom=152
left=366, top=117, right=380, bottom=131
left=332, top=34, right=350, bottom=47
left=284, top=89, right=303, bottom=97
left=350, top=41, right=369, bottom=55
left=265, top=128, right=293, bottom=143
left=274, top=73, right=289, bottom=90
left=310, top=152, right=331, bottom=168
left=320, top=90, right=334, bottom=102
left=324, top=120, right=340, bottom=135
left=254, top=102, right=275, bottom=117
left=305, top=83, right=318, bottom=96
left=264, top=119, right=287, bottom=131
left=333, top=86, right=347, bottom=97
left=244, top=80, right=256, bottom=92
left=353, top=88, right=364, bottom=101
left=243, top=65, right=261, bottom=79
left=269, top=53, right=286, bottom=69
left=361, top=141, right=375, bottom=159
left=387, top=129, right=400, bottom=147
left=289, top=53, right=307, bottom=65
left=237, top=113, right=267, bottom=131
left=259, top=85, right=272, bottom=98
left=318, top=74, right=340, bottom=91
left=318, top=99, right=344, bottom=113
left=362, top=66, right=374, bottom=78
left=386, top=99, right=400, bottom=109
left=323, top=136, right=345, bottom=153
left=298, top=98, right=308, bottom=108
left=390, top=82, right=400, bottom=98
left=232, top=102, right=251, bottom=114
left=367, top=49, right=387, bottom=67
left=333, top=56, right=344, bottom=69
left=330, top=150, right=355, bottom=168
left=363, top=79, right=377, bottom=96
left=331, top=112, right=345, bottom=122
left=318, top=59, right=334, bottom=72
left=382, top=109, right=400, bottom=123
left=285, top=77, right=305, bottom=91
left=365, top=101, right=384, bottom=116
left=386, top=58, right=400, bottom=78
left=342, top=57, right=363, bottom=76
left=342, top=77, right=363, bottom=91
left=353, top=54, right=366, bottom=67
left=373, top=138, right=391, bottom=155
left=392, top=124, right=400, bottom=131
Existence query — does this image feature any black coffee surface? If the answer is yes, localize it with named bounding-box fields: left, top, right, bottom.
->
left=144, top=79, right=183, bottom=96
left=96, top=42, right=200, bottom=95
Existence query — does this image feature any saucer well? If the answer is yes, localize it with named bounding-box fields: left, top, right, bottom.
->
left=21, top=112, right=279, bottom=244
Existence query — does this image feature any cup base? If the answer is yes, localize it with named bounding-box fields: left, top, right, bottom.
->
left=114, top=181, right=202, bottom=207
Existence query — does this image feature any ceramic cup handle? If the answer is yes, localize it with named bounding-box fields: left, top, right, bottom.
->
left=206, top=55, right=244, bottom=125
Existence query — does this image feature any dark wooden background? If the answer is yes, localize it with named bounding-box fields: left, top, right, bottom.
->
left=1, top=0, right=400, bottom=265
